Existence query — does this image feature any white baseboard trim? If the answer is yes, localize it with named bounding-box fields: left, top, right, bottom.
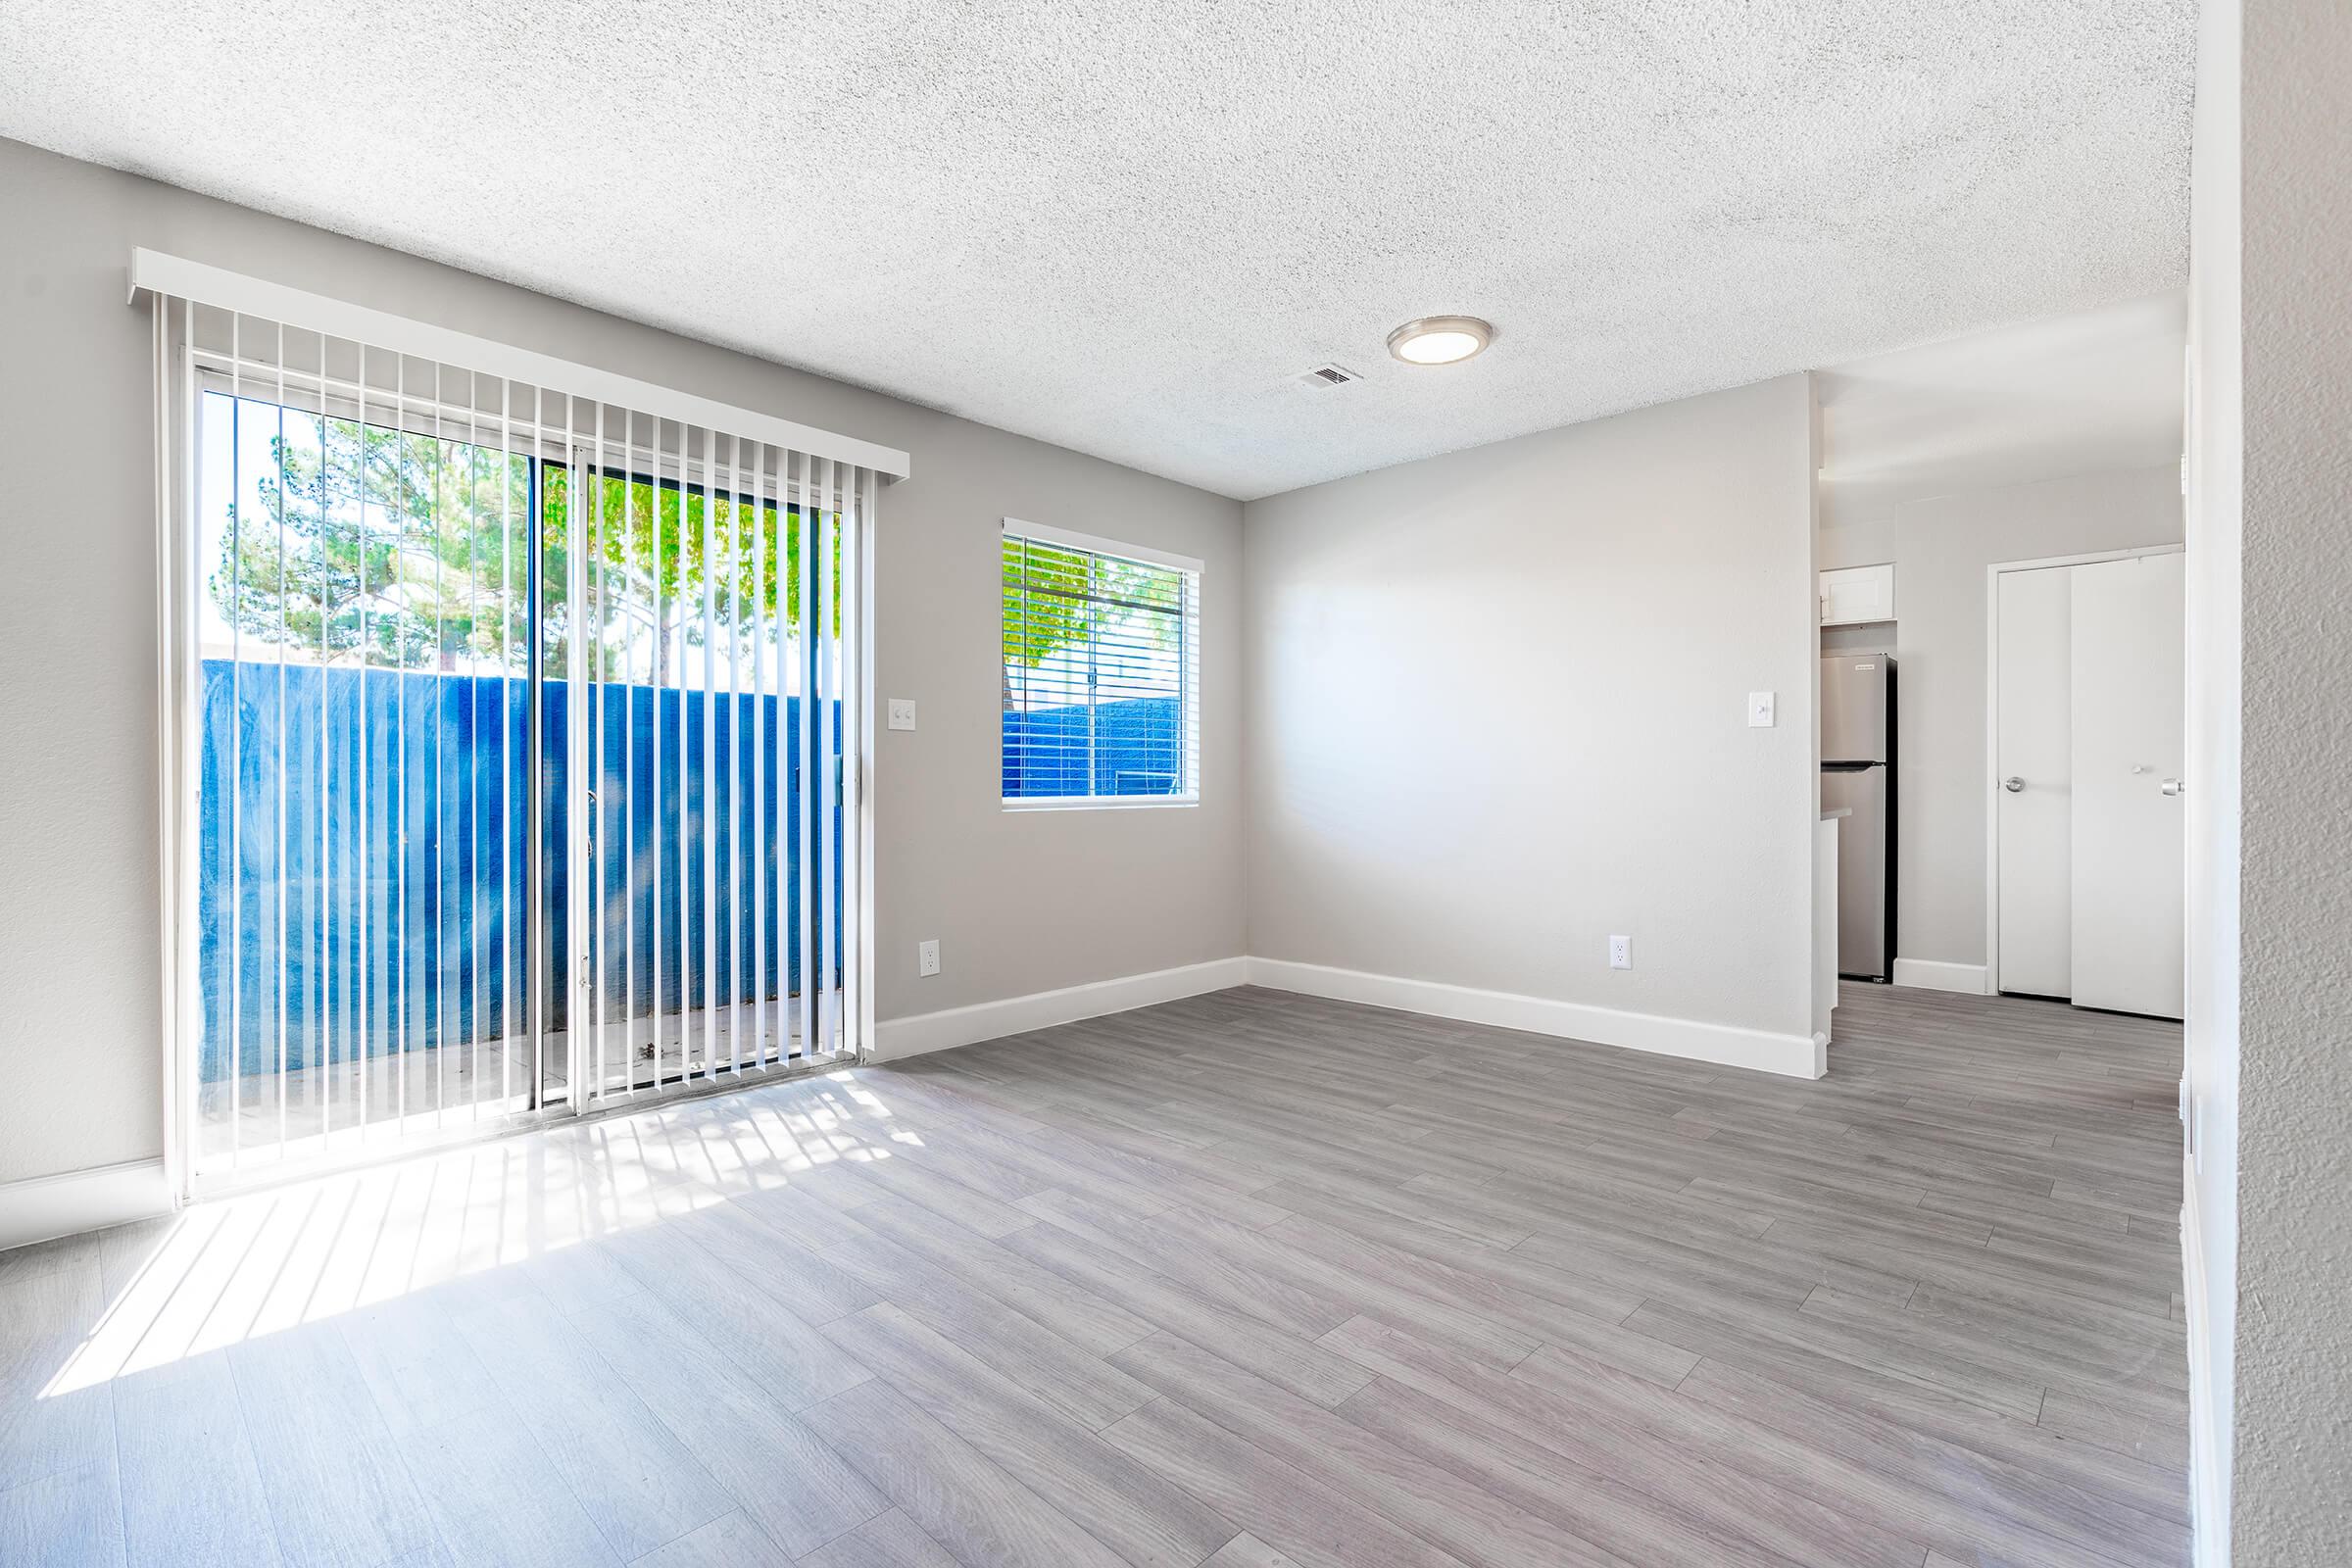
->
left=872, top=956, right=1249, bottom=1063
left=1890, top=958, right=1993, bottom=995
left=1243, top=957, right=1826, bottom=1079
left=872, top=954, right=1831, bottom=1080
left=0, top=1158, right=173, bottom=1254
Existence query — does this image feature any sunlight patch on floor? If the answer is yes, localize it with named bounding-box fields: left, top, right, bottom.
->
left=38, top=1069, right=899, bottom=1397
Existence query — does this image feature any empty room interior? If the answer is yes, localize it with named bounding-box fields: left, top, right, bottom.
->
left=0, top=4, right=2345, bottom=1566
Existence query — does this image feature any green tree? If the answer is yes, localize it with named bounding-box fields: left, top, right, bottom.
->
left=216, top=415, right=526, bottom=670
left=211, top=400, right=832, bottom=679
left=1001, top=538, right=1182, bottom=708
left=563, top=466, right=825, bottom=686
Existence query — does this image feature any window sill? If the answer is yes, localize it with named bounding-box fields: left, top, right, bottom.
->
left=1002, top=796, right=1200, bottom=813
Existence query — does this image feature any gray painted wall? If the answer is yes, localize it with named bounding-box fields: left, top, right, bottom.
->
left=2231, top=0, right=2352, bottom=1557
left=0, top=137, right=1244, bottom=1188
left=1820, top=466, right=2183, bottom=972
left=1242, top=374, right=1820, bottom=1045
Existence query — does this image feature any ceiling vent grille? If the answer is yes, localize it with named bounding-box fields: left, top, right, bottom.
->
left=1298, top=364, right=1362, bottom=388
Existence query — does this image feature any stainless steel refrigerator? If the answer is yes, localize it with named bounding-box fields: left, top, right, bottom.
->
left=1822, top=654, right=1896, bottom=981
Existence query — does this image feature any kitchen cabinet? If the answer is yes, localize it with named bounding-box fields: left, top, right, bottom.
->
left=1820, top=563, right=1895, bottom=626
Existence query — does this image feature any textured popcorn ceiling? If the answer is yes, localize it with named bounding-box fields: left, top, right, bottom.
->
left=0, top=2, right=2195, bottom=500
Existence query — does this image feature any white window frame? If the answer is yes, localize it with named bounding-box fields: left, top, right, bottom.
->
left=1000, top=518, right=1201, bottom=812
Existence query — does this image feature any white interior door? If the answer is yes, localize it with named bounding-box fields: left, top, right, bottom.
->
left=2069, top=553, right=2186, bottom=1018
left=1995, top=567, right=2074, bottom=998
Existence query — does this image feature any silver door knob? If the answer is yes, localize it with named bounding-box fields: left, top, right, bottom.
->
left=2002, top=776, right=2025, bottom=793
left=2161, top=778, right=2185, bottom=797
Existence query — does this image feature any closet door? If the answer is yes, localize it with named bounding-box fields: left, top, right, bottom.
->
left=1995, top=567, right=2074, bottom=999
left=2069, top=553, right=2186, bottom=1019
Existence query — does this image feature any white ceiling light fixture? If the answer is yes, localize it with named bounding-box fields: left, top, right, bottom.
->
left=1387, top=316, right=1494, bottom=366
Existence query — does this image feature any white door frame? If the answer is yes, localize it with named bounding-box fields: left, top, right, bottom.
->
left=1984, top=543, right=2186, bottom=997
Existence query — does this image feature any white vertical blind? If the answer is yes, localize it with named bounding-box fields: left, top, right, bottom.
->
left=149, top=259, right=888, bottom=1193
left=841, top=465, right=868, bottom=1060
left=569, top=409, right=867, bottom=1102
left=797, top=453, right=818, bottom=1063
left=170, top=303, right=571, bottom=1180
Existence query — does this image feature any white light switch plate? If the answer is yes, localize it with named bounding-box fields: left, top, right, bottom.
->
left=1747, top=691, right=1776, bottom=727
left=917, top=939, right=941, bottom=977
left=888, top=699, right=917, bottom=731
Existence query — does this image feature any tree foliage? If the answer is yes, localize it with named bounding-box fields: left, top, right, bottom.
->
left=561, top=464, right=826, bottom=684
left=1000, top=537, right=1183, bottom=695
left=209, top=396, right=834, bottom=677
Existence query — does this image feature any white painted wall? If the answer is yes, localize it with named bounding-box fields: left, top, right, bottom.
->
left=2228, top=0, right=2352, bottom=1558
left=1241, top=374, right=1822, bottom=1073
left=1819, top=466, right=2183, bottom=975
left=0, top=137, right=1244, bottom=1190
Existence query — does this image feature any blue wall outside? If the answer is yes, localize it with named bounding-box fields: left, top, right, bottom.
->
left=201, top=664, right=1177, bottom=1084
left=1002, top=697, right=1184, bottom=799
left=198, top=660, right=839, bottom=1083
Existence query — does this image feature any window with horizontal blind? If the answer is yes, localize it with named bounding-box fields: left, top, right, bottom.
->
left=1001, top=522, right=1200, bottom=806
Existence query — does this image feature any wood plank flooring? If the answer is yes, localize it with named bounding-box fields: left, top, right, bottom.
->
left=0, top=982, right=2188, bottom=1567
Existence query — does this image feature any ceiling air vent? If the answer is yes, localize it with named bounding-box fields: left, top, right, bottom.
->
left=1298, top=364, right=1363, bottom=388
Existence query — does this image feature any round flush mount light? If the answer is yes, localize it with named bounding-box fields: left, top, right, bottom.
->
left=1387, top=315, right=1494, bottom=366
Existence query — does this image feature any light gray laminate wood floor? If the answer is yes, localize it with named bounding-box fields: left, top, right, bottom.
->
left=0, top=982, right=2189, bottom=1567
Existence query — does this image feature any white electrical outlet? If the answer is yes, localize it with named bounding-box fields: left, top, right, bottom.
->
left=917, top=939, right=941, bottom=977
left=1746, top=691, right=1776, bottom=727
left=1608, top=935, right=1633, bottom=970
left=888, top=699, right=917, bottom=731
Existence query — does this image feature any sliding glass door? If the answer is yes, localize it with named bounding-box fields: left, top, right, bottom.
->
left=192, top=368, right=544, bottom=1173
left=176, top=305, right=868, bottom=1190
left=564, top=429, right=853, bottom=1106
